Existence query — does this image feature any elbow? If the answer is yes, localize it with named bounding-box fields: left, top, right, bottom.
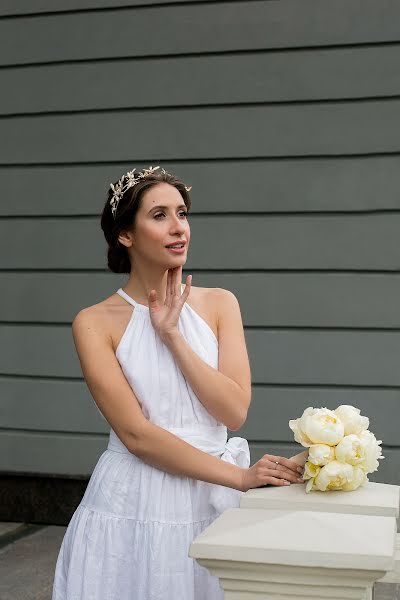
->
left=127, top=434, right=142, bottom=456
left=230, top=388, right=250, bottom=431
left=229, top=409, right=248, bottom=432
left=126, top=422, right=151, bottom=456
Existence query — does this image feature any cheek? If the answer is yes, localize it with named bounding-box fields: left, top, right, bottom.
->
left=141, top=223, right=165, bottom=244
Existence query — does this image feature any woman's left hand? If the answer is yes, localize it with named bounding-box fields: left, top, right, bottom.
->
left=148, top=266, right=192, bottom=343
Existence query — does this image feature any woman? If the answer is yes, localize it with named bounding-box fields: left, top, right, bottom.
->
left=52, top=165, right=307, bottom=600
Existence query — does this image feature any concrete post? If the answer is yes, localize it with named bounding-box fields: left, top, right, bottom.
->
left=189, top=482, right=399, bottom=599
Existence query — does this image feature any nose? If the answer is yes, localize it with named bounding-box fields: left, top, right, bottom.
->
left=170, top=214, right=187, bottom=233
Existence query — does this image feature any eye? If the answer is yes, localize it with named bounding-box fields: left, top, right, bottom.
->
left=154, top=211, right=188, bottom=219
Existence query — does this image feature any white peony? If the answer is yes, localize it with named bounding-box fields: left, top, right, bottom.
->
left=334, top=405, right=369, bottom=435
left=314, top=460, right=355, bottom=492
left=341, top=466, right=368, bottom=491
left=335, top=434, right=366, bottom=466
left=289, top=407, right=345, bottom=447
left=302, top=461, right=321, bottom=493
left=305, top=476, right=318, bottom=494
left=306, top=479, right=315, bottom=493
left=357, top=429, right=384, bottom=474
left=308, top=444, right=335, bottom=466
left=302, top=461, right=321, bottom=480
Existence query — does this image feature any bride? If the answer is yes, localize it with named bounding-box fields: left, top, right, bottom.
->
left=52, top=165, right=308, bottom=600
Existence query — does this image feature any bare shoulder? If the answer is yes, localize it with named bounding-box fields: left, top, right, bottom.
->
left=187, top=285, right=240, bottom=313
left=211, top=287, right=241, bottom=316
left=188, top=285, right=237, bottom=304
left=211, top=288, right=244, bottom=340
left=186, top=286, right=241, bottom=339
left=211, top=287, right=239, bottom=303
left=73, top=291, right=137, bottom=355
left=71, top=297, right=116, bottom=345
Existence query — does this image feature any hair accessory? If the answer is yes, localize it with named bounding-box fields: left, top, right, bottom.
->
left=109, top=165, right=192, bottom=219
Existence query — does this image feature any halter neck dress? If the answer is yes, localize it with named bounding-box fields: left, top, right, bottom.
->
left=52, top=284, right=250, bottom=600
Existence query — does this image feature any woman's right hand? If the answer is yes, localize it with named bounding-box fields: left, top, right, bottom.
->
left=239, top=454, right=305, bottom=492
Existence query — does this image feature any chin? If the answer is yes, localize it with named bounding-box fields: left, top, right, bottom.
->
left=162, top=255, right=187, bottom=266
left=166, top=253, right=187, bottom=262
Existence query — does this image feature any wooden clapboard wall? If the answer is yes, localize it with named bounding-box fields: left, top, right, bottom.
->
left=0, top=0, right=399, bottom=483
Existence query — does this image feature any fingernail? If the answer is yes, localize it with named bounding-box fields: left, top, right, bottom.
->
left=284, top=481, right=291, bottom=485
left=297, top=467, right=303, bottom=473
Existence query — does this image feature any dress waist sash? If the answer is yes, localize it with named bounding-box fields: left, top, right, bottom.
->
left=107, top=423, right=250, bottom=513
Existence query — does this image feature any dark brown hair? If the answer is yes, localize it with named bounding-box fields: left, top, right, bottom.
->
left=100, top=167, right=192, bottom=274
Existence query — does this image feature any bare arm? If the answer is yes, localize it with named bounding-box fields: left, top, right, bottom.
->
left=72, top=308, right=245, bottom=491
left=162, top=288, right=251, bottom=431
left=135, top=422, right=244, bottom=490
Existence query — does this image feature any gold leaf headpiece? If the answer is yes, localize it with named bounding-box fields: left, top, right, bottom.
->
left=109, top=165, right=192, bottom=219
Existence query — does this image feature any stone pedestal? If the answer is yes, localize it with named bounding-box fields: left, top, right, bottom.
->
left=240, top=482, right=399, bottom=517
left=189, top=507, right=396, bottom=599
left=189, top=482, right=400, bottom=599
left=241, top=481, right=400, bottom=587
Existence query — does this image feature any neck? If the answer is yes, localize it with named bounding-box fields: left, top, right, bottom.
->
left=123, top=268, right=181, bottom=306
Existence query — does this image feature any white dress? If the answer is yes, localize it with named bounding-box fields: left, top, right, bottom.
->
left=52, top=284, right=250, bottom=600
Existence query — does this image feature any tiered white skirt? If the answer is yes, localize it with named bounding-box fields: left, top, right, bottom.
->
left=52, top=424, right=250, bottom=600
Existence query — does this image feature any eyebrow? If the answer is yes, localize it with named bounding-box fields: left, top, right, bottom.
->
left=148, top=204, right=187, bottom=213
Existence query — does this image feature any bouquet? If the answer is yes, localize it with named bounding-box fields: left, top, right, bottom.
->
left=289, top=405, right=384, bottom=493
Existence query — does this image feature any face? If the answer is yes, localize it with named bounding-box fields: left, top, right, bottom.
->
left=120, top=182, right=190, bottom=267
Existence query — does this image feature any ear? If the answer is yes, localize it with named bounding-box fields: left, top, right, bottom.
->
left=118, top=230, right=134, bottom=248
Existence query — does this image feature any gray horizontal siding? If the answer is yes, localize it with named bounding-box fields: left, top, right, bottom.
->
left=2, top=325, right=400, bottom=386
left=2, top=45, right=400, bottom=115
left=2, top=1, right=400, bottom=66
left=3, top=101, right=400, bottom=162
left=0, top=0, right=196, bottom=17
left=1, top=379, right=398, bottom=445
left=2, top=157, right=400, bottom=216
left=1, top=0, right=399, bottom=483
left=0, top=431, right=107, bottom=477
left=0, top=378, right=109, bottom=433
left=2, top=272, right=400, bottom=328
left=1, top=214, right=399, bottom=270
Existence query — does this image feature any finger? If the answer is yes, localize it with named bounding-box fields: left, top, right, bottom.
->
left=287, top=459, right=306, bottom=474
left=277, top=468, right=304, bottom=483
left=181, top=274, right=191, bottom=298
left=166, top=269, right=173, bottom=306
left=274, top=456, right=304, bottom=475
left=265, top=476, right=292, bottom=487
left=175, top=266, right=182, bottom=297
left=275, top=462, right=303, bottom=476
left=168, top=267, right=176, bottom=300
left=267, top=468, right=302, bottom=483
left=269, top=461, right=303, bottom=478
left=184, top=274, right=192, bottom=297
left=262, top=454, right=294, bottom=469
